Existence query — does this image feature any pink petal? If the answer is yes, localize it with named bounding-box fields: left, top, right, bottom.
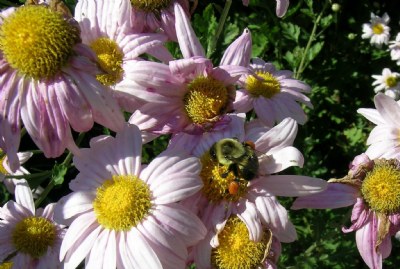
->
left=174, top=2, right=205, bottom=58
left=276, top=0, right=289, bottom=17
left=260, top=146, right=304, bottom=174
left=355, top=215, right=382, bottom=269
left=220, top=28, right=252, bottom=66
left=54, top=192, right=95, bottom=225
left=234, top=200, right=262, bottom=242
left=374, top=93, right=400, bottom=126
left=291, top=183, right=359, bottom=209
left=153, top=203, right=207, bottom=246
left=255, top=196, right=297, bottom=242
left=257, top=175, right=327, bottom=197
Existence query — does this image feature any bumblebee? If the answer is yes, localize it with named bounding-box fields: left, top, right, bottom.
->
left=209, top=138, right=259, bottom=181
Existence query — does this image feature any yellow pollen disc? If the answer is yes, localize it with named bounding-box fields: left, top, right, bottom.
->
left=89, top=38, right=124, bottom=86
left=361, top=160, right=400, bottom=214
left=0, top=262, right=13, bottom=269
left=200, top=152, right=247, bottom=202
left=93, top=175, right=152, bottom=231
left=0, top=151, right=8, bottom=175
left=386, top=76, right=398, bottom=88
left=183, top=76, right=229, bottom=125
left=372, top=23, right=385, bottom=35
left=130, top=0, right=172, bottom=13
left=0, top=5, right=80, bottom=80
left=211, top=217, right=269, bottom=269
left=12, top=216, right=57, bottom=258
left=246, top=71, right=281, bottom=98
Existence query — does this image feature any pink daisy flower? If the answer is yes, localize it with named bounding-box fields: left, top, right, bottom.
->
left=191, top=217, right=282, bottom=269
left=129, top=0, right=190, bottom=40
left=242, top=0, right=289, bottom=17
left=0, top=180, right=65, bottom=268
left=75, top=0, right=173, bottom=112
left=292, top=153, right=400, bottom=269
left=171, top=114, right=326, bottom=267
left=128, top=4, right=249, bottom=135
left=357, top=93, right=400, bottom=159
left=0, top=4, right=124, bottom=171
left=54, top=124, right=206, bottom=269
left=232, top=57, right=313, bottom=126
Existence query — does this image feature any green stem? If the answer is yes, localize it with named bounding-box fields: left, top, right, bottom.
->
left=5, top=170, right=52, bottom=180
left=295, top=0, right=329, bottom=79
left=34, top=180, right=55, bottom=208
left=207, top=0, right=232, bottom=58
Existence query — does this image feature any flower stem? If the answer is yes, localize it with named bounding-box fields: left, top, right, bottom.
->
left=207, top=0, right=232, bottom=58
left=295, top=0, right=329, bottom=79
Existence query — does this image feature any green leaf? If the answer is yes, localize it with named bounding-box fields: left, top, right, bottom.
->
left=281, top=22, right=301, bottom=43
left=52, top=163, right=68, bottom=186
left=307, top=41, right=324, bottom=62
left=222, top=22, right=240, bottom=46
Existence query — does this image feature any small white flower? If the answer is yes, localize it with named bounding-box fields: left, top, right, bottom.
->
left=371, top=68, right=400, bottom=99
left=389, top=33, right=400, bottom=65
left=362, top=12, right=390, bottom=48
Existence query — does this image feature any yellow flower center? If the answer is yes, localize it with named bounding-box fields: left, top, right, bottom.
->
left=183, top=76, right=229, bottom=125
left=361, top=160, right=400, bottom=214
left=200, top=151, right=247, bottom=203
left=12, top=216, right=57, bottom=258
left=0, top=5, right=80, bottom=80
left=93, top=175, right=152, bottom=231
left=0, top=262, right=13, bottom=269
left=245, top=71, right=281, bottom=98
left=89, top=38, right=124, bottom=86
left=372, top=23, right=385, bottom=35
left=386, top=76, right=398, bottom=88
left=211, top=217, right=271, bottom=269
left=0, top=151, right=8, bottom=175
left=130, top=0, right=172, bottom=13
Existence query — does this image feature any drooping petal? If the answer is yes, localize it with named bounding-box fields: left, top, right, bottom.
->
left=276, top=0, right=290, bottom=17
left=355, top=215, right=382, bottom=269
left=256, top=175, right=327, bottom=197
left=220, top=28, right=252, bottom=66
left=291, top=183, right=359, bottom=209
left=234, top=200, right=262, bottom=242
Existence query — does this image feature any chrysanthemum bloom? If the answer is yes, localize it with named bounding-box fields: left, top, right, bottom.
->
left=362, top=12, right=390, bottom=48
left=54, top=124, right=206, bottom=269
left=371, top=68, right=400, bottom=99
left=242, top=0, right=289, bottom=17
left=129, top=0, right=190, bottom=41
left=75, top=0, right=173, bottom=112
left=0, top=4, right=124, bottom=171
left=192, top=216, right=282, bottom=269
left=292, top=153, right=400, bottom=269
left=172, top=114, right=326, bottom=254
left=0, top=180, right=65, bottom=268
left=357, top=93, right=400, bottom=159
left=128, top=4, right=249, bottom=135
left=232, top=57, right=313, bottom=126
left=389, top=33, right=400, bottom=65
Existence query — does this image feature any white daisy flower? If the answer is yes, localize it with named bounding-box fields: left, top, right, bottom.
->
left=389, top=32, right=400, bottom=65
left=362, top=12, right=390, bottom=48
left=371, top=68, right=400, bottom=99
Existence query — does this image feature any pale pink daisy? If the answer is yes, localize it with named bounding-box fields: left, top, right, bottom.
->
left=75, top=0, right=173, bottom=112
left=130, top=0, right=190, bottom=41
left=357, top=93, right=400, bottom=159
left=0, top=4, right=124, bottom=171
left=242, top=0, right=289, bottom=17
left=171, top=114, right=326, bottom=268
left=389, top=33, right=400, bottom=65
left=371, top=68, right=400, bottom=99
left=232, top=57, right=313, bottom=126
left=292, top=153, right=400, bottom=269
left=0, top=180, right=65, bottom=268
left=54, top=124, right=206, bottom=269
left=191, top=217, right=282, bottom=269
left=128, top=3, right=249, bottom=135
left=362, top=13, right=390, bottom=48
